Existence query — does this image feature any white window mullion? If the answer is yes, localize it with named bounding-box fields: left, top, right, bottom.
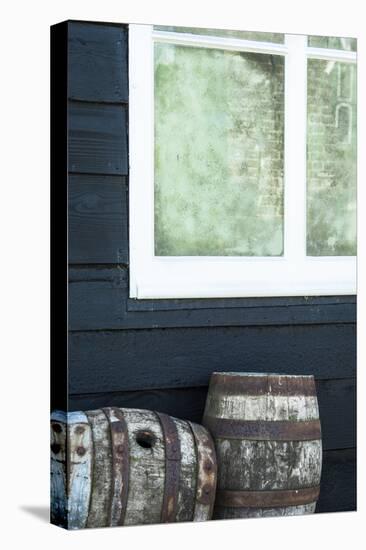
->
left=284, top=34, right=308, bottom=261
left=129, top=24, right=154, bottom=298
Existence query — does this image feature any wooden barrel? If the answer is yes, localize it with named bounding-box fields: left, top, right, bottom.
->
left=51, top=407, right=217, bottom=529
left=202, top=372, right=322, bottom=519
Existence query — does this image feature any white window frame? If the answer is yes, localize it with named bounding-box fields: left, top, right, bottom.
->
left=129, top=24, right=357, bottom=299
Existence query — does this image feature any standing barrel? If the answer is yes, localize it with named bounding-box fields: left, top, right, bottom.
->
left=51, top=407, right=217, bottom=529
left=202, top=372, right=322, bottom=519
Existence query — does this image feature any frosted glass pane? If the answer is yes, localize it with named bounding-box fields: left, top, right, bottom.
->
left=307, top=59, right=356, bottom=256
left=154, top=25, right=284, bottom=43
left=308, top=35, right=357, bottom=52
left=154, top=44, right=284, bottom=256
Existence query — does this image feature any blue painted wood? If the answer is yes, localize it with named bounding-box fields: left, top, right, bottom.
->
left=68, top=22, right=128, bottom=103
left=127, top=294, right=356, bottom=313
left=316, top=378, right=356, bottom=451
left=68, top=175, right=128, bottom=264
left=68, top=101, right=128, bottom=175
left=68, top=325, right=356, bottom=394
left=68, top=267, right=356, bottom=330
left=316, top=448, right=356, bottom=513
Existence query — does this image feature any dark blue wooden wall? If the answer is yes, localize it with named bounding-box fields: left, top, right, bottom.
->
left=51, top=20, right=356, bottom=515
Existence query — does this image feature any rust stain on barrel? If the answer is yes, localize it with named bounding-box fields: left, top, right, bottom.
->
left=189, top=422, right=217, bottom=514
left=216, top=486, right=320, bottom=508
left=203, top=416, right=322, bottom=441
left=103, top=407, right=129, bottom=526
left=156, top=412, right=181, bottom=523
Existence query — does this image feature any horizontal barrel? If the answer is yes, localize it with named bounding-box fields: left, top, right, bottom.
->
left=202, top=372, right=322, bottom=519
left=51, top=407, right=217, bottom=528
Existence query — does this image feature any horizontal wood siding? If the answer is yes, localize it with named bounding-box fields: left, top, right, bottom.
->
left=68, top=175, right=128, bottom=264
left=69, top=267, right=356, bottom=328
left=316, top=448, right=356, bottom=513
left=68, top=22, right=128, bottom=103
left=69, top=102, right=128, bottom=175
left=64, top=20, right=357, bottom=515
left=69, top=377, right=355, bottom=451
left=69, top=326, right=356, bottom=393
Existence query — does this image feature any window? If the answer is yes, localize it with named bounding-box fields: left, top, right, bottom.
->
left=129, top=25, right=356, bottom=299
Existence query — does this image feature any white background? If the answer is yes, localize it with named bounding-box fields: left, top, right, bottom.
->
left=0, top=0, right=364, bottom=548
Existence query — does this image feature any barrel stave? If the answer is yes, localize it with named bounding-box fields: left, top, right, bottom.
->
left=215, top=439, right=322, bottom=491
left=123, top=409, right=166, bottom=526
left=67, top=412, right=93, bottom=529
left=85, top=409, right=113, bottom=528
left=204, top=393, right=320, bottom=422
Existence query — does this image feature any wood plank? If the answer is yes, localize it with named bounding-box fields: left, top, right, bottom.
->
left=128, top=294, right=356, bottom=312
left=317, top=378, right=356, bottom=451
left=68, top=378, right=355, bottom=451
left=69, top=387, right=208, bottom=426
left=68, top=102, right=128, bottom=175
left=68, top=326, right=356, bottom=390
left=316, top=448, right=356, bottom=513
left=68, top=22, right=128, bottom=103
left=68, top=175, right=128, bottom=264
left=68, top=267, right=356, bottom=330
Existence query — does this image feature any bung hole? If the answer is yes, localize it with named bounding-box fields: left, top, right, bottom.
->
left=136, top=430, right=155, bottom=449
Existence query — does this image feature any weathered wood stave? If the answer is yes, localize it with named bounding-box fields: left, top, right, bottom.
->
left=202, top=372, right=322, bottom=519
left=50, top=407, right=217, bottom=529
